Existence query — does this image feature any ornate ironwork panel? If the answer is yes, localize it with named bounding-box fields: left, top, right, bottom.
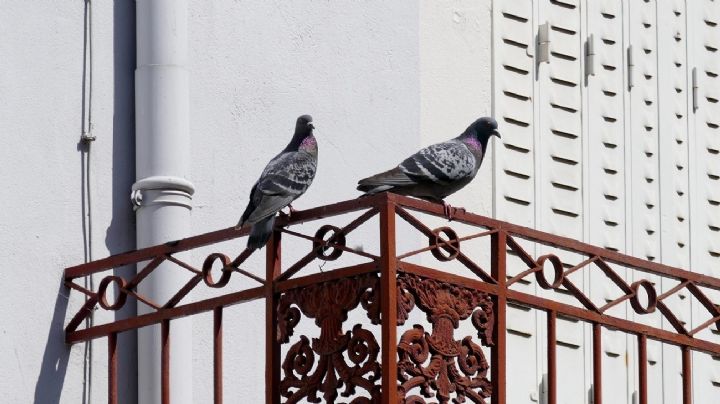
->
left=396, top=273, right=494, bottom=404
left=278, top=274, right=382, bottom=403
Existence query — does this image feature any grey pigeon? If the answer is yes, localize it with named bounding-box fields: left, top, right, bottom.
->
left=237, top=115, right=318, bottom=250
left=357, top=117, right=500, bottom=217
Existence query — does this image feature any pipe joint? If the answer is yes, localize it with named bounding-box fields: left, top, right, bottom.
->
left=131, top=175, right=195, bottom=211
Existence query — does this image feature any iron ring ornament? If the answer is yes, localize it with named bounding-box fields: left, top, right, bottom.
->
left=429, top=227, right=460, bottom=262
left=97, top=275, right=128, bottom=311
left=313, top=224, right=346, bottom=261
left=630, top=279, right=658, bottom=314
left=201, top=252, right=233, bottom=288
left=535, top=254, right=564, bottom=289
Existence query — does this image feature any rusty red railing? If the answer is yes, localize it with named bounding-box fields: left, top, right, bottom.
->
left=64, top=192, right=720, bottom=404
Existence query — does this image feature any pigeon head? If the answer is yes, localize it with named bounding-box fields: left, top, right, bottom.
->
left=287, top=114, right=316, bottom=153
left=468, top=116, right=500, bottom=141
left=295, top=114, right=315, bottom=135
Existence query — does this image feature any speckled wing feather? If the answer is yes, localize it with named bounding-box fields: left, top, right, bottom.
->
left=398, top=141, right=476, bottom=184
left=240, top=151, right=317, bottom=227
left=357, top=140, right=476, bottom=194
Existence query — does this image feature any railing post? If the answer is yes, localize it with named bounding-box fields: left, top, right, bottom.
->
left=108, top=332, right=118, bottom=404
left=593, top=324, right=602, bottom=404
left=547, top=311, right=557, bottom=404
left=380, top=195, right=398, bottom=403
left=682, top=346, right=692, bottom=404
left=491, top=231, right=507, bottom=404
left=638, top=334, right=647, bottom=404
left=213, top=307, right=223, bottom=404
left=265, top=231, right=282, bottom=404
left=161, top=320, right=170, bottom=404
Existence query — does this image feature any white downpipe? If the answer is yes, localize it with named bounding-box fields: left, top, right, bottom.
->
left=134, top=1, right=193, bottom=403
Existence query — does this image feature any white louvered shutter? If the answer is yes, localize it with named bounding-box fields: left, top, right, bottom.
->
left=493, top=1, right=720, bottom=402
left=627, top=2, right=665, bottom=403
left=494, top=1, right=536, bottom=229
left=493, top=2, right=541, bottom=403
left=628, top=0, right=661, bottom=264
left=656, top=1, right=692, bottom=403
left=586, top=1, right=631, bottom=403
left=536, top=1, right=587, bottom=403
left=587, top=1, right=626, bottom=255
left=688, top=0, right=720, bottom=400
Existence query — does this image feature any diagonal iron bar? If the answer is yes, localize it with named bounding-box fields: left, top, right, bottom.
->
left=395, top=207, right=495, bottom=283
left=276, top=208, right=379, bottom=282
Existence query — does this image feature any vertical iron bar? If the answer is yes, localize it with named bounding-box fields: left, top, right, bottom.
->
left=682, top=346, right=692, bottom=404
left=108, top=332, right=118, bottom=404
left=491, top=230, right=507, bottom=404
left=161, top=320, right=170, bottom=404
left=265, top=230, right=282, bottom=404
left=638, top=334, right=647, bottom=404
left=593, top=323, right=602, bottom=404
left=380, top=196, right=398, bottom=404
left=547, top=311, right=557, bottom=404
left=214, top=306, right=223, bottom=404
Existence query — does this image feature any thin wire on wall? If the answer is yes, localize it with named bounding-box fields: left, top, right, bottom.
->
left=80, top=0, right=96, bottom=403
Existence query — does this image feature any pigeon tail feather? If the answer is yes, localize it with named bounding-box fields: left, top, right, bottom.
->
left=247, top=215, right=275, bottom=250
left=236, top=206, right=254, bottom=229
left=357, top=184, right=394, bottom=195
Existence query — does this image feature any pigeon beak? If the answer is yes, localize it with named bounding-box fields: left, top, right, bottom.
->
left=491, top=129, right=501, bottom=138
left=307, top=122, right=315, bottom=130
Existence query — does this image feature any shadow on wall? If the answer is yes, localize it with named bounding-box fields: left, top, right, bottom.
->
left=35, top=1, right=137, bottom=403
left=105, top=1, right=138, bottom=403
left=33, top=282, right=71, bottom=404
left=105, top=0, right=137, bottom=403
left=35, top=1, right=97, bottom=402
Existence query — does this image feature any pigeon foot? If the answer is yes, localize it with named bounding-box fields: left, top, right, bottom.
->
left=442, top=201, right=453, bottom=221
left=280, top=204, right=298, bottom=219
left=441, top=201, right=466, bottom=221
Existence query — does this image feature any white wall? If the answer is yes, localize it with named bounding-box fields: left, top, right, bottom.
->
left=0, top=1, right=136, bottom=403
left=187, top=1, right=419, bottom=402
left=186, top=1, right=491, bottom=401
left=420, top=0, right=494, bottom=215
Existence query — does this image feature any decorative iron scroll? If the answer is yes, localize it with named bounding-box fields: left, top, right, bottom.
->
left=396, top=273, right=494, bottom=404
left=277, top=274, right=382, bottom=403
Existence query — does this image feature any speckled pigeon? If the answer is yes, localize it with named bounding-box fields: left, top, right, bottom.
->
left=237, top=115, right=318, bottom=250
left=357, top=117, right=500, bottom=218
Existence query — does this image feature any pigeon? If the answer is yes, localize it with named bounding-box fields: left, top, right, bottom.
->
left=237, top=115, right=318, bottom=250
left=357, top=116, right=500, bottom=218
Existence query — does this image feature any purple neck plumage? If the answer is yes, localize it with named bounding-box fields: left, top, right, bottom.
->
left=299, top=134, right=317, bottom=152
left=459, top=130, right=486, bottom=151
left=285, top=130, right=314, bottom=152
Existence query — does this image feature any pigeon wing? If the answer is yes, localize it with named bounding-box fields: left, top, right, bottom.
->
left=357, top=165, right=416, bottom=191
left=398, top=141, right=476, bottom=185
left=243, top=152, right=317, bottom=225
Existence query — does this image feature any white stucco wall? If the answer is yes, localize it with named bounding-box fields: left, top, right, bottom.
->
left=0, top=1, right=136, bottom=403
left=0, top=0, right=493, bottom=403
left=420, top=0, right=493, bottom=216
left=187, top=1, right=419, bottom=402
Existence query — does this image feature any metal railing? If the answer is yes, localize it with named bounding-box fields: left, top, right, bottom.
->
left=64, top=192, right=720, bottom=403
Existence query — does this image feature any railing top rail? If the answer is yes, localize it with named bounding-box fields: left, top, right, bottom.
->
left=64, top=194, right=384, bottom=280
left=390, top=194, right=720, bottom=291
left=65, top=192, right=720, bottom=291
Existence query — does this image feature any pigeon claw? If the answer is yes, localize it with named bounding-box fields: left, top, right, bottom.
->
left=440, top=201, right=466, bottom=221
left=442, top=201, right=453, bottom=221
left=280, top=204, right=298, bottom=219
